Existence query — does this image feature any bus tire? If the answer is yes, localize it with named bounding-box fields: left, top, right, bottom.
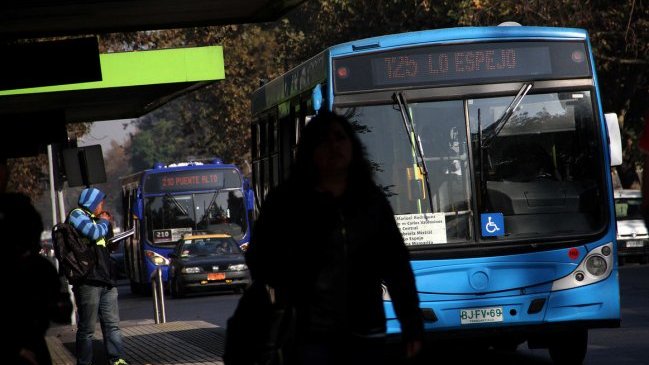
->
left=493, top=339, right=523, bottom=352
left=548, top=329, right=588, bottom=365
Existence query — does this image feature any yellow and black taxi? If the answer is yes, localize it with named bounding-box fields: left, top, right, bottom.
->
left=168, top=233, right=250, bottom=298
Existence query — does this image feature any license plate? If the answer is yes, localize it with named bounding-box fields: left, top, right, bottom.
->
left=626, top=240, right=644, bottom=248
left=207, top=272, right=225, bottom=280
left=460, top=307, right=504, bottom=325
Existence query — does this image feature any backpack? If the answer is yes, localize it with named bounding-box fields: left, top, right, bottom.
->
left=224, top=281, right=295, bottom=365
left=52, top=217, right=96, bottom=285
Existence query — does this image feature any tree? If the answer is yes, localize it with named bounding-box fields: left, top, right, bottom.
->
left=94, top=140, right=133, bottom=225
left=6, top=123, right=90, bottom=198
left=102, top=22, right=305, bottom=173
left=19, top=0, right=644, bottom=204
left=458, top=0, right=648, bottom=173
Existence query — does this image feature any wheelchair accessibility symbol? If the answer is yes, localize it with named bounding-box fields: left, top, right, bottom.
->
left=481, top=213, right=504, bottom=237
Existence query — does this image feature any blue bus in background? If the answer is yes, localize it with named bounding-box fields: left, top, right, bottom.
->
left=251, top=23, right=622, bottom=363
left=120, top=158, right=254, bottom=294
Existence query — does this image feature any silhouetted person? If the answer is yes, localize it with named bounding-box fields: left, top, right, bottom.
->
left=246, top=110, right=424, bottom=365
left=2, top=192, right=73, bottom=365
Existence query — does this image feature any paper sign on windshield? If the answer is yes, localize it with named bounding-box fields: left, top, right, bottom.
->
left=395, top=213, right=447, bottom=246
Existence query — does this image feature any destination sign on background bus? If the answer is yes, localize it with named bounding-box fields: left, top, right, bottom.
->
left=144, top=168, right=241, bottom=194
left=333, top=41, right=591, bottom=93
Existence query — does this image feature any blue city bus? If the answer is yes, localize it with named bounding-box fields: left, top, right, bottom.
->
left=250, top=24, right=623, bottom=362
left=120, top=159, right=254, bottom=294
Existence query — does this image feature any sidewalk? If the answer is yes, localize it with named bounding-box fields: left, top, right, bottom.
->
left=46, top=320, right=226, bottom=365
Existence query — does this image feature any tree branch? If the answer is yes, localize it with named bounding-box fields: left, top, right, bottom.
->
left=596, top=54, right=648, bottom=65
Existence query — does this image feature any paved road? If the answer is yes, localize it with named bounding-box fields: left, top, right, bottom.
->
left=51, top=263, right=648, bottom=364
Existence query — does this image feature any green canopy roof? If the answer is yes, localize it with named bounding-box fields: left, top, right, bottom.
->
left=0, top=45, right=225, bottom=158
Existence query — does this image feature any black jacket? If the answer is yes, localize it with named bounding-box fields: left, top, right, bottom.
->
left=71, top=208, right=116, bottom=287
left=246, top=182, right=424, bottom=342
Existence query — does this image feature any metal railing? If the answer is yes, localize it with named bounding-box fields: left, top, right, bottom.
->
left=150, top=266, right=167, bottom=323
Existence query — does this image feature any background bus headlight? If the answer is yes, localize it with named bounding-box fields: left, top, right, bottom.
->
left=144, top=250, right=170, bottom=266
left=585, top=255, right=607, bottom=276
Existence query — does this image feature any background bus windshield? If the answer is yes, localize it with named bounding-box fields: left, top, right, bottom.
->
left=143, top=168, right=247, bottom=246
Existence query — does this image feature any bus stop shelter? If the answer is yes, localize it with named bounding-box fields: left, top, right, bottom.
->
left=0, top=0, right=305, bottom=158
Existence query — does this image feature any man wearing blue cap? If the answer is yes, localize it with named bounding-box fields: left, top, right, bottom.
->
left=69, top=187, right=129, bottom=365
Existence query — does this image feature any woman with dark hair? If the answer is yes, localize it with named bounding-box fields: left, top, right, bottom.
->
left=246, top=110, right=424, bottom=365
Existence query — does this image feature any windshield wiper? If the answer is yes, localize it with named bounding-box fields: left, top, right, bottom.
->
left=203, top=189, right=226, bottom=226
left=164, top=193, right=189, bottom=216
left=481, top=82, right=533, bottom=149
left=393, top=91, right=434, bottom=213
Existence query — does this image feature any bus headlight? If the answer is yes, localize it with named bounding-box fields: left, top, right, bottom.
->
left=182, top=267, right=202, bottom=274
left=551, top=242, right=614, bottom=291
left=144, top=250, right=170, bottom=266
left=585, top=255, right=607, bottom=276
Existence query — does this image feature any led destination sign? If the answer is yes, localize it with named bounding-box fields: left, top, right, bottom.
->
left=333, top=41, right=590, bottom=93
left=375, top=47, right=550, bottom=84
left=144, top=168, right=241, bottom=194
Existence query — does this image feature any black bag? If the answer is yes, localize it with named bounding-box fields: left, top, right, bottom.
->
left=52, top=221, right=95, bottom=284
left=224, top=281, right=295, bottom=365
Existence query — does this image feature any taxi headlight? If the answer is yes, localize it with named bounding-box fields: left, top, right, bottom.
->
left=585, top=255, right=607, bottom=276
left=228, top=264, right=248, bottom=271
left=181, top=267, right=202, bottom=274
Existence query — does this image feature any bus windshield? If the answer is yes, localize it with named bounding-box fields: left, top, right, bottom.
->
left=337, top=90, right=606, bottom=246
left=144, top=189, right=248, bottom=246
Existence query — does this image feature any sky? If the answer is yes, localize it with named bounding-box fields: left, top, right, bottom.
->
left=35, top=119, right=137, bottom=230
left=78, top=119, right=137, bottom=152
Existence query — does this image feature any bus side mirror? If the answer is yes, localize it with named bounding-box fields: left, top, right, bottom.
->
left=605, top=113, right=622, bottom=166
left=243, top=178, right=255, bottom=211
left=134, top=190, right=144, bottom=218
left=312, top=84, right=323, bottom=112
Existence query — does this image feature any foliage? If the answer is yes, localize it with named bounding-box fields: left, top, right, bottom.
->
left=460, top=0, right=648, bottom=168
left=6, top=122, right=90, bottom=197
left=116, top=0, right=647, bottom=186
left=102, top=21, right=304, bottom=173
left=10, top=0, right=649, bottom=202
left=92, top=140, right=133, bottom=225
left=130, top=117, right=187, bottom=171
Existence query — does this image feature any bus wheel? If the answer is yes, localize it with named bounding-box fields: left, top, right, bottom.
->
left=548, top=329, right=587, bottom=364
left=493, top=339, right=523, bottom=352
